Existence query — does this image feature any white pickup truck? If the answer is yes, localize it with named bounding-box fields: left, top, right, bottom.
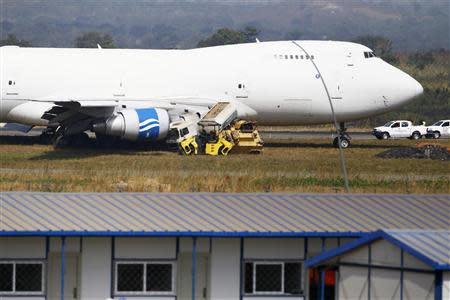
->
left=425, top=120, right=450, bottom=139
left=372, top=120, right=428, bottom=140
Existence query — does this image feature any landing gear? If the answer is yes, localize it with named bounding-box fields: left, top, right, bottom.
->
left=333, top=122, right=352, bottom=149
left=38, top=127, right=57, bottom=144
left=53, top=126, right=90, bottom=149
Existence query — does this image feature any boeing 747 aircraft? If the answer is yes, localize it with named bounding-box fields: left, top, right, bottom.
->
left=0, top=40, right=423, bottom=149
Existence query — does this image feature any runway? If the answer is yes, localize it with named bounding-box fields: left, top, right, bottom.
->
left=0, top=127, right=375, bottom=139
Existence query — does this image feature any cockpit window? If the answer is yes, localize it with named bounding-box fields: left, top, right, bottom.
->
left=364, top=51, right=376, bottom=59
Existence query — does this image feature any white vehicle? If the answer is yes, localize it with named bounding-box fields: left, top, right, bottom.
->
left=166, top=113, right=202, bottom=145
left=372, top=120, right=427, bottom=140
left=426, top=120, right=450, bottom=139
left=0, top=40, right=423, bottom=149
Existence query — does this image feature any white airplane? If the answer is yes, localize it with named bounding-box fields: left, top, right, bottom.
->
left=0, top=40, right=423, bottom=148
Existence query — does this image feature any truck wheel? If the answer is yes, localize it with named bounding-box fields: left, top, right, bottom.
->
left=411, top=131, right=421, bottom=140
left=433, top=131, right=441, bottom=139
left=381, top=132, right=389, bottom=140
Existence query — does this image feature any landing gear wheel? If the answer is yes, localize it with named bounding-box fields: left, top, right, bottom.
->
left=333, top=137, right=350, bottom=149
left=71, top=132, right=90, bottom=147
left=53, top=135, right=71, bottom=149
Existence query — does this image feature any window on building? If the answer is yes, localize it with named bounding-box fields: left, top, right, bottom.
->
left=115, top=261, right=174, bottom=295
left=0, top=262, right=44, bottom=295
left=243, top=261, right=302, bottom=295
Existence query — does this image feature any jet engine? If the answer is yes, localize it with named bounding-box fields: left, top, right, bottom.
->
left=93, top=108, right=169, bottom=141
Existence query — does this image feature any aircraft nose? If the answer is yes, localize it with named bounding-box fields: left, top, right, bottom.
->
left=388, top=68, right=424, bottom=106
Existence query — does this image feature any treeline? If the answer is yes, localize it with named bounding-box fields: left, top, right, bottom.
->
left=1, top=30, right=448, bottom=126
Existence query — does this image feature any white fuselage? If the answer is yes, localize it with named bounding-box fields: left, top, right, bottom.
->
left=0, top=41, right=423, bottom=126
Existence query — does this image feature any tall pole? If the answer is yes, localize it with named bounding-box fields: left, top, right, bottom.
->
left=61, top=236, right=66, bottom=300
left=192, top=237, right=197, bottom=300
left=292, top=41, right=350, bottom=192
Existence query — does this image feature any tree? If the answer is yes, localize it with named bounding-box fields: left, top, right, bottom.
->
left=352, top=35, right=397, bottom=64
left=0, top=34, right=32, bottom=47
left=408, top=52, right=434, bottom=70
left=75, top=32, right=116, bottom=48
left=197, top=27, right=260, bottom=48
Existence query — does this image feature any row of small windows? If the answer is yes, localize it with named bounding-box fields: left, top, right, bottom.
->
left=274, top=54, right=315, bottom=60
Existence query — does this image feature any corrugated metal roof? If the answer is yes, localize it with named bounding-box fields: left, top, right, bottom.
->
left=305, top=230, right=450, bottom=270
left=385, top=230, right=450, bottom=269
left=0, top=193, right=448, bottom=236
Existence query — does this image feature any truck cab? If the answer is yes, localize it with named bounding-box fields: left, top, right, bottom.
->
left=373, top=120, right=427, bottom=140
left=426, top=120, right=450, bottom=139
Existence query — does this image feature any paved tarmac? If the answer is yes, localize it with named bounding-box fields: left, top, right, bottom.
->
left=0, top=127, right=375, bottom=139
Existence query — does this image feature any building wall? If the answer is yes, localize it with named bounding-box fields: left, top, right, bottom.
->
left=244, top=238, right=305, bottom=259
left=210, top=238, right=240, bottom=300
left=403, top=271, right=434, bottom=300
left=0, top=237, right=46, bottom=300
left=0, top=237, right=46, bottom=258
left=370, top=268, right=401, bottom=300
left=335, top=239, right=436, bottom=300
left=115, top=237, right=176, bottom=259
left=80, top=237, right=111, bottom=300
left=443, top=271, right=450, bottom=300
left=338, top=265, right=368, bottom=300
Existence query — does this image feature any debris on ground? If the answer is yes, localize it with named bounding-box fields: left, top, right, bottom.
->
left=376, top=144, right=450, bottom=161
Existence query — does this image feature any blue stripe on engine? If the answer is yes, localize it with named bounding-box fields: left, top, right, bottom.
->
left=136, top=108, right=160, bottom=139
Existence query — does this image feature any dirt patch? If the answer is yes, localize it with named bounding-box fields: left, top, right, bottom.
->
left=376, top=145, right=450, bottom=161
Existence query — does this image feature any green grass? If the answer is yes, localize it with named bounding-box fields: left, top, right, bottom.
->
left=0, top=137, right=448, bottom=194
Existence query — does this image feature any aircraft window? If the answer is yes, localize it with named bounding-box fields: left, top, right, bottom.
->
left=295, top=55, right=299, bottom=59
left=290, top=55, right=294, bottom=59
left=279, top=55, right=283, bottom=59
left=364, top=51, right=376, bottom=58
left=306, top=55, right=310, bottom=59
left=274, top=54, right=277, bottom=59
left=300, top=55, right=304, bottom=59
left=180, top=127, right=189, bottom=137
left=8, top=80, right=12, bottom=85
left=311, top=55, right=315, bottom=60
left=285, top=55, right=288, bottom=59
left=391, top=122, right=400, bottom=128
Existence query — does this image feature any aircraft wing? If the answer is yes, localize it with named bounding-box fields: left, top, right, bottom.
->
left=35, top=96, right=220, bottom=128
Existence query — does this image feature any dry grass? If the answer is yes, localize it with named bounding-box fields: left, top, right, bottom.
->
left=0, top=137, right=449, bottom=194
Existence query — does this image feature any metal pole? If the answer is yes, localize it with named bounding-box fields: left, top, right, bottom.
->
left=192, top=237, right=197, bottom=300
left=320, top=268, right=325, bottom=300
left=61, top=236, right=66, bottom=300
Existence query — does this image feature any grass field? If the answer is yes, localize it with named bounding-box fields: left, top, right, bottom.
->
left=1, top=136, right=448, bottom=194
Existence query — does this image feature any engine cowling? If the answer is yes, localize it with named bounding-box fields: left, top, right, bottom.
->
left=93, top=108, right=169, bottom=141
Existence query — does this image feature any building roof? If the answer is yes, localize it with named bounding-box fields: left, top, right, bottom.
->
left=305, top=230, right=450, bottom=270
left=0, top=192, right=448, bottom=237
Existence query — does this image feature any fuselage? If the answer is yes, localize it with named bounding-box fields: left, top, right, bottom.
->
left=0, top=40, right=423, bottom=126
